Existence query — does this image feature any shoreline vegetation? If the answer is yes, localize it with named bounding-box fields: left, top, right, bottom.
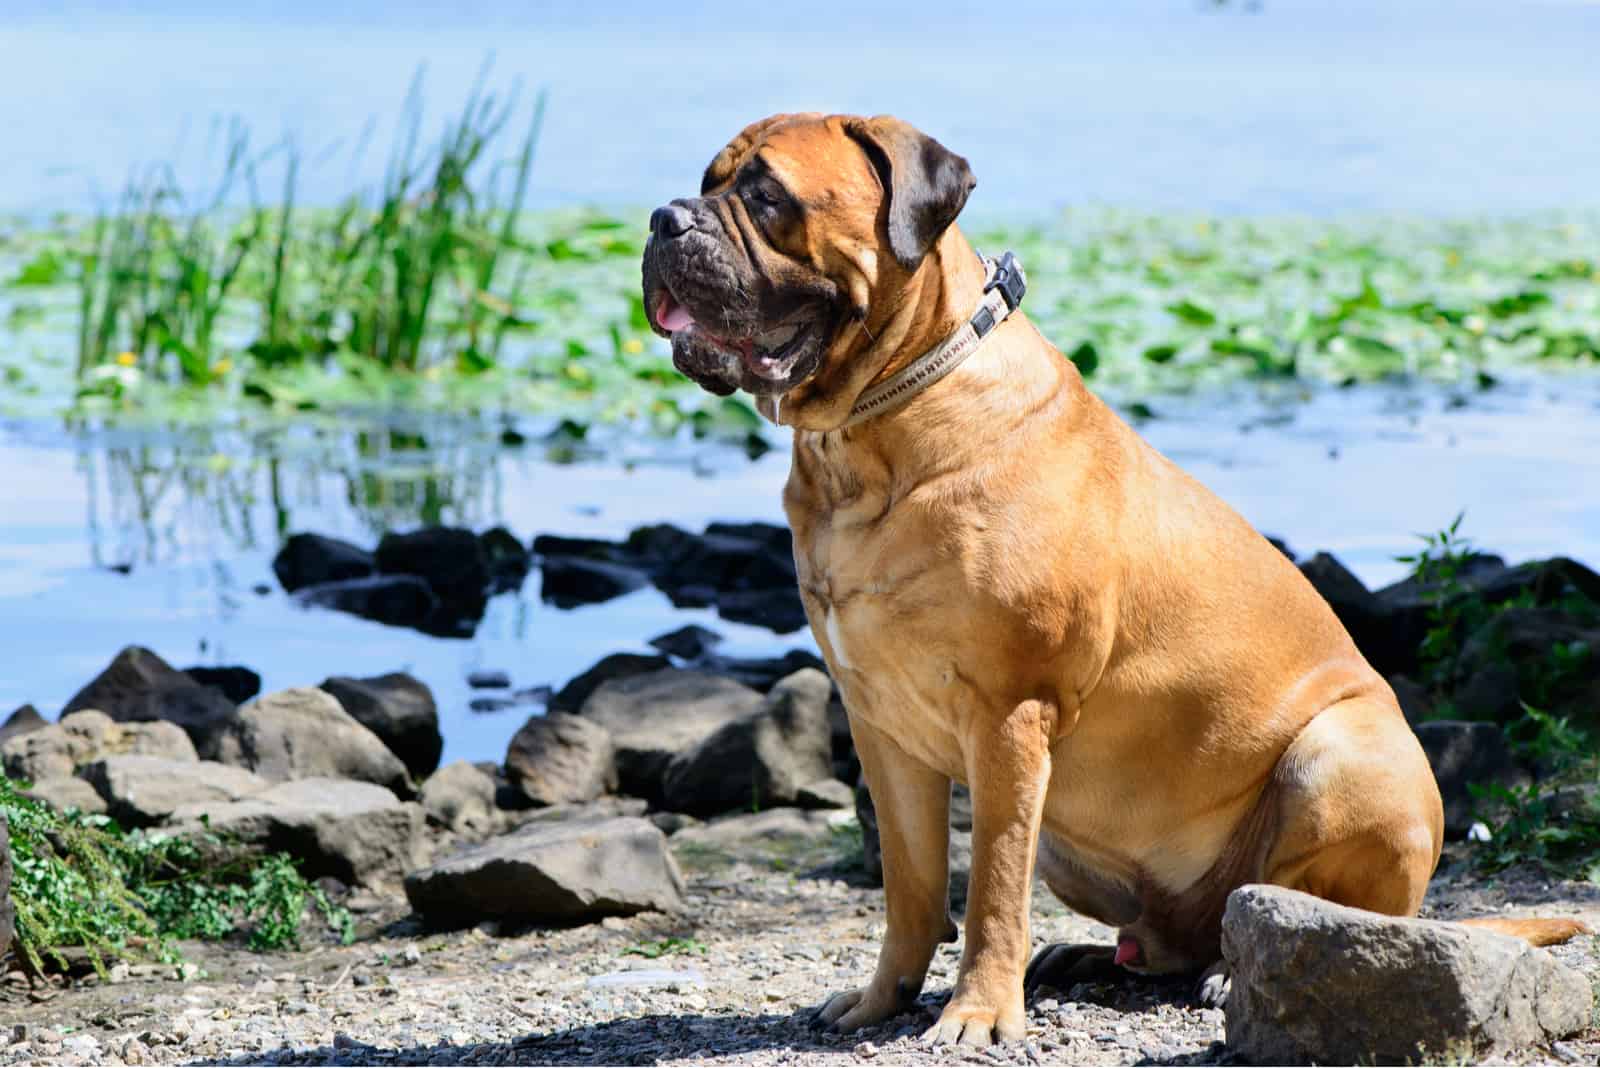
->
left=0, top=79, right=1596, bottom=444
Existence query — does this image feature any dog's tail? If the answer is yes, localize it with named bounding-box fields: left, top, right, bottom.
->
left=1457, top=916, right=1592, bottom=946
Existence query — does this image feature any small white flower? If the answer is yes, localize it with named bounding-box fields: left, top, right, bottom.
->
left=1468, top=821, right=1493, bottom=843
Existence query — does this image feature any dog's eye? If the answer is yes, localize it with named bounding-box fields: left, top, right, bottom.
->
left=748, top=183, right=785, bottom=209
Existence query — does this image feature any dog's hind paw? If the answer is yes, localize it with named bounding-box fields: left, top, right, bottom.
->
left=1195, top=960, right=1230, bottom=1008
left=1023, top=942, right=1123, bottom=994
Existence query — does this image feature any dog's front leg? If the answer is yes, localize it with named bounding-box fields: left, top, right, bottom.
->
left=925, top=698, right=1055, bottom=1046
left=817, top=713, right=954, bottom=1032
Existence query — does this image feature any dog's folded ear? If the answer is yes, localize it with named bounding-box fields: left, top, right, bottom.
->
left=846, top=116, right=977, bottom=271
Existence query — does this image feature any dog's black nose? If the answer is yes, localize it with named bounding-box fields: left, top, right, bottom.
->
left=650, top=201, right=695, bottom=240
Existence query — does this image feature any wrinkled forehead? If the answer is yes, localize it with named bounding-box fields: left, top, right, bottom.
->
left=708, top=116, right=879, bottom=203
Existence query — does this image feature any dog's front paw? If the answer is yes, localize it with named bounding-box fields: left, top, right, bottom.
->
left=922, top=989, right=1026, bottom=1046
left=814, top=980, right=917, bottom=1033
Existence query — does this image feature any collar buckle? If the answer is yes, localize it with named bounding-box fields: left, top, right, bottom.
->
left=984, top=249, right=1028, bottom=312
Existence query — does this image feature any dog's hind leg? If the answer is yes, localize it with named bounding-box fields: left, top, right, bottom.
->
left=817, top=714, right=954, bottom=1033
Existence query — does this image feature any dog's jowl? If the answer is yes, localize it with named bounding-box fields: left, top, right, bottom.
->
left=641, top=112, right=1587, bottom=1046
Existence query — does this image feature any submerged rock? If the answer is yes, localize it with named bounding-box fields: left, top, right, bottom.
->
left=181, top=665, right=262, bottom=705
left=404, top=816, right=686, bottom=924
left=1222, top=884, right=1592, bottom=1064
left=272, top=532, right=375, bottom=592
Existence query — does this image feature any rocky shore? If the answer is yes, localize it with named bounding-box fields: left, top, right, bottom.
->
left=1, top=522, right=1597, bottom=1065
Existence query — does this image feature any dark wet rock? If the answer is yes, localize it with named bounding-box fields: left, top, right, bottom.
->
left=580, top=669, right=765, bottom=803
left=1388, top=674, right=1434, bottom=724
left=479, top=526, right=531, bottom=594
left=0, top=812, right=11, bottom=963
left=209, top=687, right=414, bottom=798
left=701, top=649, right=828, bottom=693
left=648, top=811, right=700, bottom=836
left=467, top=670, right=511, bottom=690
left=647, top=624, right=724, bottom=661
left=0, top=704, right=46, bottom=748
left=531, top=534, right=629, bottom=561
left=22, top=777, right=108, bottom=815
left=83, top=755, right=270, bottom=827
left=62, top=646, right=238, bottom=751
left=293, top=574, right=445, bottom=633
left=1453, top=608, right=1600, bottom=727
left=653, top=529, right=796, bottom=606
left=621, top=523, right=701, bottom=568
left=1298, top=552, right=1414, bottom=675
left=404, top=816, right=686, bottom=924
left=182, top=665, right=261, bottom=705
left=272, top=533, right=375, bottom=592
left=419, top=761, right=498, bottom=834
left=1415, top=721, right=1530, bottom=838
left=469, top=696, right=517, bottom=713
left=703, top=520, right=793, bottom=558
left=795, top=778, right=855, bottom=810
left=2, top=709, right=196, bottom=782
left=539, top=556, right=649, bottom=608
left=376, top=527, right=488, bottom=600
left=170, top=778, right=424, bottom=885
left=1222, top=884, right=1592, bottom=1064
left=505, top=712, right=617, bottom=806
left=661, top=669, right=835, bottom=817
left=716, top=587, right=808, bottom=634
left=662, top=584, right=718, bottom=609
left=320, top=673, right=442, bottom=780
left=549, top=653, right=671, bottom=715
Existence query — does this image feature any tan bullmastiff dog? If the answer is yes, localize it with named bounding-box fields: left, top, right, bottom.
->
left=641, top=112, right=1587, bottom=1046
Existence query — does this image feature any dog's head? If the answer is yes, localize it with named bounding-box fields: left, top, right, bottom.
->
left=641, top=113, right=975, bottom=424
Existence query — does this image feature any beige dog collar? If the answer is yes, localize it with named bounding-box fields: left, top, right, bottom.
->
left=841, top=252, right=1027, bottom=430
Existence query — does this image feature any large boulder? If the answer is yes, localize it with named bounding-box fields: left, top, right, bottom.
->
left=272, top=532, right=375, bottom=592
left=169, top=778, right=424, bottom=885
left=61, top=647, right=237, bottom=751
left=419, top=761, right=499, bottom=834
left=1222, top=884, right=1593, bottom=1065
left=661, top=669, right=834, bottom=816
left=579, top=670, right=764, bottom=802
left=319, top=673, right=442, bottom=780
left=505, top=713, right=617, bottom=806
left=1453, top=608, right=1600, bottom=728
left=2, top=709, right=196, bottom=783
left=181, top=665, right=262, bottom=705
left=23, top=777, right=107, bottom=815
left=404, top=816, right=686, bottom=924
left=208, top=688, right=413, bottom=798
left=1298, top=553, right=1413, bottom=675
left=548, top=652, right=670, bottom=714
left=0, top=705, right=46, bottom=748
left=82, top=756, right=270, bottom=827
left=1414, top=721, right=1529, bottom=838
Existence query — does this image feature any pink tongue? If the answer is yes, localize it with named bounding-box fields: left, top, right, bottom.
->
left=1114, top=936, right=1143, bottom=967
left=656, top=294, right=694, bottom=333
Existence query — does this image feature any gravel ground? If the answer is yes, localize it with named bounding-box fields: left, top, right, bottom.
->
left=2, top=831, right=1597, bottom=1067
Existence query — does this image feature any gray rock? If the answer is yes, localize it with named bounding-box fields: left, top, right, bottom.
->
left=319, top=673, right=441, bottom=780
left=550, top=652, right=671, bottom=714
left=61, top=646, right=238, bottom=751
left=795, top=778, right=855, bottom=810
left=0, top=705, right=46, bottom=748
left=1415, top=721, right=1529, bottom=838
left=580, top=669, right=763, bottom=801
left=209, top=687, right=414, bottom=798
left=169, top=778, right=424, bottom=885
left=660, top=668, right=833, bottom=817
left=419, top=761, right=498, bottom=833
left=2, top=709, right=197, bottom=782
left=0, top=812, right=11, bottom=963
left=1222, top=884, right=1593, bottom=1065
left=504, top=713, right=617, bottom=806
left=669, top=807, right=836, bottom=852
left=23, top=776, right=108, bottom=815
left=1387, top=674, right=1434, bottom=724
left=404, top=816, right=686, bottom=924
left=82, top=756, right=270, bottom=827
